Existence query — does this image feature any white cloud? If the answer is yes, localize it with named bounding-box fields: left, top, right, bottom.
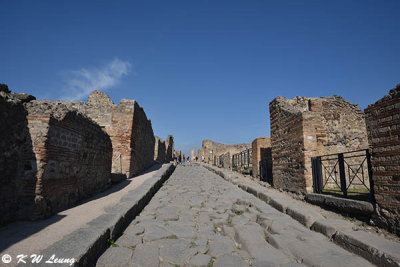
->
left=62, top=58, right=131, bottom=101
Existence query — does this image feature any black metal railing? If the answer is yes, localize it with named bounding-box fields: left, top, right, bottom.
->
left=232, top=149, right=252, bottom=173
left=312, top=149, right=374, bottom=201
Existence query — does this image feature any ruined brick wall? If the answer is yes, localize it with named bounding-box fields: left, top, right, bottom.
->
left=365, top=85, right=400, bottom=235
left=154, top=136, right=166, bottom=163
left=58, top=91, right=155, bottom=177
left=198, top=140, right=251, bottom=166
left=130, top=101, right=155, bottom=174
left=270, top=99, right=307, bottom=192
left=219, top=152, right=231, bottom=168
left=83, top=93, right=138, bottom=177
left=252, top=137, right=271, bottom=178
left=24, top=101, right=112, bottom=218
left=165, top=135, right=174, bottom=162
left=0, top=93, right=36, bottom=223
left=270, top=96, right=368, bottom=193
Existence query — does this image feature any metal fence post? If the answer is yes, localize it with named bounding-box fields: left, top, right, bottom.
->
left=338, top=153, right=347, bottom=197
left=312, top=157, right=323, bottom=193
left=366, top=149, right=375, bottom=202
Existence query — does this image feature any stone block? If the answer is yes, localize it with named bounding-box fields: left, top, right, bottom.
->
left=333, top=230, right=400, bottom=267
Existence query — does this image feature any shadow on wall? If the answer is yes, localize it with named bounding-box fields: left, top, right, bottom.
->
left=0, top=94, right=37, bottom=225
left=30, top=109, right=113, bottom=219
left=260, top=147, right=273, bottom=185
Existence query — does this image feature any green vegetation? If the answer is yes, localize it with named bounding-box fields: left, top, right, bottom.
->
left=322, top=186, right=371, bottom=201
left=107, top=238, right=118, bottom=247
left=232, top=209, right=243, bottom=216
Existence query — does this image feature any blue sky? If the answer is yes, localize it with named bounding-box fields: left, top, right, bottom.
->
left=1, top=0, right=399, bottom=154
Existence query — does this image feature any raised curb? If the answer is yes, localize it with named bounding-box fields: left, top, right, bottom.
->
left=305, top=193, right=374, bottom=216
left=21, top=163, right=175, bottom=267
left=203, top=164, right=400, bottom=267
left=333, top=231, right=400, bottom=267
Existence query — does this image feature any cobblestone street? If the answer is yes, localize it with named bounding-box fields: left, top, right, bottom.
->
left=96, top=165, right=373, bottom=267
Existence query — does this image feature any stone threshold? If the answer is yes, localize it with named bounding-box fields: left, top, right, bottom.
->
left=19, top=164, right=176, bottom=267
left=203, top=164, right=400, bottom=267
left=305, top=193, right=374, bottom=217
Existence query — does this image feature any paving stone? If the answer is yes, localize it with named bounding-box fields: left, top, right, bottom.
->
left=131, top=243, right=159, bottom=267
left=193, top=238, right=209, bottom=254
left=123, top=224, right=145, bottom=236
left=115, top=234, right=142, bottom=248
left=234, top=223, right=291, bottom=264
left=96, top=165, right=385, bottom=267
left=96, top=247, right=133, bottom=267
left=213, top=254, right=248, bottom=267
left=159, top=238, right=197, bottom=266
left=143, top=224, right=174, bottom=241
left=267, top=232, right=374, bottom=267
left=166, top=222, right=197, bottom=239
left=189, top=254, right=211, bottom=267
left=222, top=225, right=236, bottom=239
left=208, top=236, right=236, bottom=257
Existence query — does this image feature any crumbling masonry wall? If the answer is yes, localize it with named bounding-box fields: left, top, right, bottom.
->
left=252, top=137, right=271, bottom=179
left=0, top=95, right=113, bottom=222
left=219, top=152, right=231, bottom=168
left=130, top=101, right=156, bottom=174
left=198, top=140, right=251, bottom=166
left=365, top=85, right=400, bottom=235
left=24, top=101, right=113, bottom=218
left=0, top=93, right=36, bottom=223
left=270, top=96, right=368, bottom=193
left=165, top=135, right=174, bottom=162
left=84, top=91, right=155, bottom=177
left=154, top=136, right=167, bottom=163
left=57, top=91, right=155, bottom=178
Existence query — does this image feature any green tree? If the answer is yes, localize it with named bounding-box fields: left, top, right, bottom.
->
left=0, top=83, right=11, bottom=93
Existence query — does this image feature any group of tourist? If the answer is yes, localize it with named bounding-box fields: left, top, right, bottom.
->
left=176, top=154, right=205, bottom=165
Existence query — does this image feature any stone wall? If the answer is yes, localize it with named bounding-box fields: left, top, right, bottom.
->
left=47, top=91, right=156, bottom=178
left=197, top=140, right=251, bottom=166
left=365, top=85, right=400, bottom=235
left=251, top=137, right=271, bottom=178
left=130, top=101, right=156, bottom=174
left=219, top=152, right=231, bottom=168
left=165, top=135, right=174, bottom=162
left=0, top=93, right=113, bottom=222
left=154, top=136, right=166, bottom=163
left=84, top=91, right=155, bottom=177
left=0, top=93, right=35, bottom=223
left=24, top=101, right=113, bottom=218
left=270, top=96, right=369, bottom=193
left=0, top=90, right=161, bottom=222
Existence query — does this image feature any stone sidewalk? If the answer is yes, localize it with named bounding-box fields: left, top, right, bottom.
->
left=97, top=165, right=375, bottom=267
left=0, top=164, right=163, bottom=264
